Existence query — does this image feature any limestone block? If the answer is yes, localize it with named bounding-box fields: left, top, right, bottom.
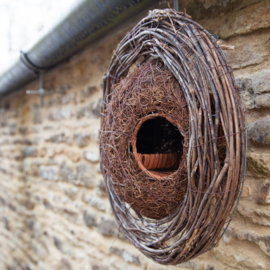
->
left=40, top=166, right=58, bottom=181
left=199, top=1, right=270, bottom=39
left=60, top=162, right=95, bottom=187
left=110, top=258, right=141, bottom=270
left=212, top=249, right=267, bottom=270
left=21, top=147, right=37, bottom=158
left=95, top=163, right=101, bottom=173
left=225, top=227, right=270, bottom=257
left=3, top=217, right=10, bottom=231
left=257, top=180, right=270, bottom=205
left=60, top=258, right=73, bottom=270
left=76, top=104, right=90, bottom=119
left=90, top=98, right=102, bottom=118
left=31, top=239, right=48, bottom=260
left=236, top=70, right=270, bottom=110
left=75, top=163, right=95, bottom=188
left=73, top=133, right=91, bottom=148
left=13, top=138, right=32, bottom=145
left=92, top=264, right=108, bottom=270
left=45, top=133, right=71, bottom=144
left=96, top=179, right=107, bottom=198
left=237, top=204, right=270, bottom=226
left=53, top=237, right=69, bottom=254
left=62, top=92, right=77, bottom=105
left=64, top=187, right=78, bottom=200
left=224, top=30, right=270, bottom=71
left=18, top=126, right=28, bottom=135
left=20, top=198, right=35, bottom=210
left=110, top=246, right=141, bottom=265
left=147, top=260, right=191, bottom=270
left=9, top=123, right=16, bottom=136
left=59, top=162, right=74, bottom=182
left=46, top=95, right=61, bottom=107
left=83, top=150, right=99, bottom=162
left=31, top=105, right=42, bottom=124
left=97, top=217, right=118, bottom=237
left=80, top=85, right=98, bottom=102
left=83, top=194, right=110, bottom=213
left=0, top=196, right=6, bottom=206
left=43, top=198, right=53, bottom=210
left=92, top=129, right=100, bottom=144
left=248, top=117, right=270, bottom=144
left=64, top=150, right=80, bottom=163
left=83, top=210, right=97, bottom=228
left=247, top=151, right=270, bottom=177
left=47, top=108, right=73, bottom=121
left=76, top=99, right=101, bottom=119
left=63, top=208, right=79, bottom=223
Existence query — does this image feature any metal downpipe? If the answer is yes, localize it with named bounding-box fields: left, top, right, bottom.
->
left=0, top=0, right=157, bottom=97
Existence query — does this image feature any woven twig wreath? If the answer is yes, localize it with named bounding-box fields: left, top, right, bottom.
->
left=100, top=9, right=247, bottom=265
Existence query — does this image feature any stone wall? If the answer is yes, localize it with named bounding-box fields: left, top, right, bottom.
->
left=0, top=1, right=270, bottom=269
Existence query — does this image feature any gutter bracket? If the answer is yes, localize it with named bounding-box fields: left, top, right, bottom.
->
left=174, top=0, right=179, bottom=11
left=0, top=99, right=5, bottom=125
left=21, top=51, right=66, bottom=108
left=26, top=72, right=65, bottom=108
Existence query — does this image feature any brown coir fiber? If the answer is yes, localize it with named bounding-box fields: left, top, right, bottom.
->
left=100, top=9, right=247, bottom=265
left=100, top=60, right=189, bottom=219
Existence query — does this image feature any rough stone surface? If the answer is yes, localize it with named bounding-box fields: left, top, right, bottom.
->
left=9, top=123, right=16, bottom=135
left=76, top=163, right=95, bottom=188
left=80, top=85, right=98, bottom=102
left=198, top=1, right=270, bottom=39
left=59, top=162, right=74, bottom=182
left=47, top=108, right=73, bottom=121
left=21, top=147, right=37, bottom=158
left=83, top=150, right=99, bottom=162
left=90, top=99, right=102, bottom=118
left=225, top=227, right=270, bottom=257
left=110, top=247, right=141, bottom=265
left=92, top=264, right=108, bottom=270
left=212, top=248, right=266, bottom=270
left=247, top=151, right=270, bottom=177
left=248, top=117, right=270, bottom=144
left=40, top=166, right=58, bottom=181
left=31, top=105, right=42, bottom=124
left=92, top=129, right=100, bottom=144
left=19, top=127, right=28, bottom=135
left=257, top=180, right=270, bottom=204
left=237, top=204, right=270, bottom=227
left=98, top=217, right=119, bottom=237
left=83, top=194, right=110, bottom=213
left=236, top=70, right=270, bottom=109
left=62, top=93, right=76, bottom=105
left=74, top=133, right=91, bottom=148
left=224, top=28, right=270, bottom=71
left=96, top=179, right=107, bottom=198
left=45, top=133, right=71, bottom=144
left=83, top=210, right=97, bottom=227
left=59, top=162, right=95, bottom=187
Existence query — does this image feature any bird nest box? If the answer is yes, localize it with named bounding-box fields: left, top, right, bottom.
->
left=100, top=9, right=247, bottom=265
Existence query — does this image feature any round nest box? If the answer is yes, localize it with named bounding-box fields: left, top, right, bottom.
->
left=100, top=9, right=247, bottom=265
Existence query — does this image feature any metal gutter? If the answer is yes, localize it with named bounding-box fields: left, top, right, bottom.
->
left=0, top=0, right=157, bottom=97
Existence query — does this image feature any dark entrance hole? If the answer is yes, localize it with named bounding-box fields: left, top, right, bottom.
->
left=135, top=117, right=184, bottom=178
left=137, top=117, right=184, bottom=154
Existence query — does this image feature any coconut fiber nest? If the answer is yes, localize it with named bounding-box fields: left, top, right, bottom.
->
left=100, top=9, right=247, bottom=265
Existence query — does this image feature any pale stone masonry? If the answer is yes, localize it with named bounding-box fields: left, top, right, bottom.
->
left=0, top=1, right=270, bottom=269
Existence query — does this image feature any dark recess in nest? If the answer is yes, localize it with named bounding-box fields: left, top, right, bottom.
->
left=136, top=117, right=184, bottom=154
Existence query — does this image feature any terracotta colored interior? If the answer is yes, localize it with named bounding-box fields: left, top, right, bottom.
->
left=132, top=115, right=184, bottom=179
